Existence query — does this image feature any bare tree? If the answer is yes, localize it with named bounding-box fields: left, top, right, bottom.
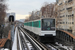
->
left=25, top=2, right=57, bottom=21
left=42, top=2, right=49, bottom=7
left=0, top=0, right=7, bottom=24
left=24, top=16, right=29, bottom=22
left=0, top=0, right=8, bottom=38
left=25, top=19, right=29, bottom=22
left=41, top=3, right=56, bottom=18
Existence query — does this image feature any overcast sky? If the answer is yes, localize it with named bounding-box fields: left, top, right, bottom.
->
left=7, top=0, right=56, bottom=20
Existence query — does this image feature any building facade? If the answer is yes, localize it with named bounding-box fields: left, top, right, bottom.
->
left=56, top=0, right=75, bottom=35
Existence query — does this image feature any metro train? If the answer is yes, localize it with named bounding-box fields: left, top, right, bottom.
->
left=24, top=18, right=56, bottom=43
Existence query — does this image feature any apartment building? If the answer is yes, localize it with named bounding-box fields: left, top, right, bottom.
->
left=56, top=0, right=75, bottom=34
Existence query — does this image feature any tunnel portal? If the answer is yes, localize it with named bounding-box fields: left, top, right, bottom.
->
left=9, top=15, right=14, bottom=22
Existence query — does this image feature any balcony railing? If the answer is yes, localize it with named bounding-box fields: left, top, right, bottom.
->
left=66, top=7, right=72, bottom=10
left=68, top=0, right=73, bottom=3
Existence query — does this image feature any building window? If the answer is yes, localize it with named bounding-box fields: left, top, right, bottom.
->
left=59, top=22, right=65, bottom=24
left=63, top=8, right=65, bottom=10
left=72, top=22, right=74, bottom=24
left=65, top=1, right=68, bottom=3
left=72, top=14, right=74, bottom=16
left=63, top=15, right=65, bottom=17
left=59, top=3, right=62, bottom=5
left=66, top=15, right=67, bottom=17
left=66, top=22, right=67, bottom=24
left=68, top=15, right=70, bottom=17
left=60, top=22, right=62, bottom=24
left=63, top=22, right=65, bottom=24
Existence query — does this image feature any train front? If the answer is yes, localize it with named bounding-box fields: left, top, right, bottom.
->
left=40, top=18, right=56, bottom=43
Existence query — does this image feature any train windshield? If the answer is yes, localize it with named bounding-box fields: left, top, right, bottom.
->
left=42, top=19, right=55, bottom=31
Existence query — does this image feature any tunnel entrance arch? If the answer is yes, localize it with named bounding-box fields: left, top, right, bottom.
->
left=9, top=15, right=14, bottom=22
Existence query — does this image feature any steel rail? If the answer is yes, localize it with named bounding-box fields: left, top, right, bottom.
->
left=17, top=28, right=22, bottom=50
left=19, top=29, right=29, bottom=50
left=19, top=27, right=49, bottom=50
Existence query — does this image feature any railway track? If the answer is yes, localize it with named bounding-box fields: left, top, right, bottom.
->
left=18, top=27, right=50, bottom=50
left=19, top=28, right=34, bottom=50
left=46, top=43, right=67, bottom=50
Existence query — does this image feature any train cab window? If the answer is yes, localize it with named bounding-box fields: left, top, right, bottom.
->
left=42, top=19, right=55, bottom=31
